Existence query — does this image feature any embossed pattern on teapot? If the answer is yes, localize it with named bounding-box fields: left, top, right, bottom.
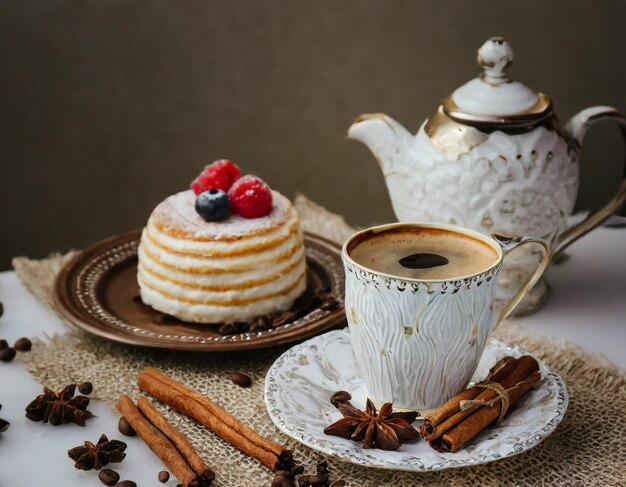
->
left=348, top=37, right=626, bottom=314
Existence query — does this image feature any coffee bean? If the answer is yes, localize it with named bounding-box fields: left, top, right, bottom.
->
left=0, top=347, right=16, bottom=362
left=330, top=391, right=351, bottom=407
left=114, top=481, right=136, bottom=487
left=0, top=339, right=7, bottom=349
left=236, top=321, right=250, bottom=333
left=272, top=475, right=295, bottom=487
left=158, top=314, right=176, bottom=324
left=118, top=416, right=136, bottom=436
left=249, top=316, right=271, bottom=333
left=330, top=481, right=346, bottom=487
left=0, top=418, right=10, bottom=433
left=290, top=465, right=304, bottom=476
left=98, top=469, right=120, bottom=486
left=230, top=372, right=252, bottom=388
left=316, top=290, right=334, bottom=301
left=320, top=298, right=339, bottom=311
left=272, top=310, right=296, bottom=327
left=218, top=322, right=237, bottom=335
left=316, top=460, right=329, bottom=475
left=158, top=470, right=170, bottom=483
left=297, top=477, right=311, bottom=487
left=0, top=302, right=3, bottom=318
left=14, top=337, right=32, bottom=352
left=78, top=381, right=93, bottom=395
left=309, top=474, right=328, bottom=486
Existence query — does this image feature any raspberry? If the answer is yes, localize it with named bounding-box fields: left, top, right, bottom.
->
left=228, top=176, right=273, bottom=218
left=190, top=159, right=240, bottom=194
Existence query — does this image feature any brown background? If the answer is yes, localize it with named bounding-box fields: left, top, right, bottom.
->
left=1, top=0, right=625, bottom=270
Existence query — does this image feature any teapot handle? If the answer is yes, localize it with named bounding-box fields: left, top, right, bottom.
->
left=555, top=106, right=626, bottom=256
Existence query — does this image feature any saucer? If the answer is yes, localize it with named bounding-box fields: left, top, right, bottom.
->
left=264, top=330, right=568, bottom=472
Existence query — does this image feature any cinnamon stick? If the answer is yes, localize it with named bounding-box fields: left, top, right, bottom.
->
left=141, top=367, right=288, bottom=459
left=138, top=370, right=284, bottom=471
left=137, top=397, right=214, bottom=481
left=438, top=370, right=541, bottom=452
left=424, top=355, right=541, bottom=453
left=421, top=355, right=519, bottom=441
left=116, top=395, right=200, bottom=486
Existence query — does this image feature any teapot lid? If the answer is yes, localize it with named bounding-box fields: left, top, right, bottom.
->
left=443, top=37, right=552, bottom=125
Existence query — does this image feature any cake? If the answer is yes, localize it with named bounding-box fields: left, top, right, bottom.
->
left=137, top=161, right=306, bottom=323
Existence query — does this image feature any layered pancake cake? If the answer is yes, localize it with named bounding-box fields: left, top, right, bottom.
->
left=137, top=160, right=306, bottom=323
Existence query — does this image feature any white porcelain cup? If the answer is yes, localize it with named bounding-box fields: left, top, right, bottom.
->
left=341, top=223, right=549, bottom=411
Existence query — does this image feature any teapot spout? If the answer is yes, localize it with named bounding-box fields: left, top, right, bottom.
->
left=347, top=113, right=413, bottom=172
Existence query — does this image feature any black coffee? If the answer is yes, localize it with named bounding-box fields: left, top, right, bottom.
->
left=348, top=227, right=499, bottom=279
left=398, top=253, right=449, bottom=269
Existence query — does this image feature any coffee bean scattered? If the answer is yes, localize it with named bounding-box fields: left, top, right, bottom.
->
left=157, top=313, right=176, bottom=324
left=158, top=470, right=170, bottom=483
left=217, top=289, right=341, bottom=336
left=249, top=315, right=271, bottom=333
left=0, top=339, right=7, bottom=349
left=78, top=382, right=93, bottom=395
left=114, top=481, right=136, bottom=487
left=14, top=337, right=32, bottom=352
left=0, top=302, right=3, bottom=318
left=272, top=460, right=336, bottom=487
left=330, top=391, right=351, bottom=407
left=309, top=475, right=327, bottom=486
left=272, top=310, right=296, bottom=328
left=320, top=298, right=339, bottom=312
left=218, top=321, right=250, bottom=335
left=0, top=347, right=16, bottom=362
left=272, top=472, right=294, bottom=487
left=0, top=404, right=9, bottom=433
left=98, top=469, right=120, bottom=486
left=230, top=371, right=252, bottom=388
left=118, top=416, right=136, bottom=436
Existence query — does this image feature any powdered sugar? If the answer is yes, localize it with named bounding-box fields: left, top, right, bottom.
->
left=151, top=190, right=291, bottom=241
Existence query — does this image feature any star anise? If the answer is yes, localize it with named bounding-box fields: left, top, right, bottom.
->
left=323, top=397, right=420, bottom=450
left=68, top=434, right=127, bottom=470
left=25, top=384, right=92, bottom=426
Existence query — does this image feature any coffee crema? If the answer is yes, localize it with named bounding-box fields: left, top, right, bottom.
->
left=348, top=227, right=499, bottom=280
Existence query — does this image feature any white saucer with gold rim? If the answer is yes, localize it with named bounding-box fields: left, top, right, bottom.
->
left=264, top=329, right=567, bottom=472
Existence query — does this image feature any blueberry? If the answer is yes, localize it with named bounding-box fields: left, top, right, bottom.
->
left=195, top=189, right=230, bottom=221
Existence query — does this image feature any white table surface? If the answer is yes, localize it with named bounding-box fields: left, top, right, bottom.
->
left=0, top=227, right=624, bottom=486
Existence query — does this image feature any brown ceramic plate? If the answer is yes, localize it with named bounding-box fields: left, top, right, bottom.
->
left=53, top=230, right=346, bottom=351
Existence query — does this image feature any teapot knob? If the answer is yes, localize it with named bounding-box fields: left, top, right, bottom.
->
left=477, top=37, right=513, bottom=85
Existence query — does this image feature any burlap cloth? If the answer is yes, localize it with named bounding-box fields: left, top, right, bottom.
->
left=12, top=196, right=626, bottom=487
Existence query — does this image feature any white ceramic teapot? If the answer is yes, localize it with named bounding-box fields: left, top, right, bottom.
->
left=348, top=37, right=626, bottom=314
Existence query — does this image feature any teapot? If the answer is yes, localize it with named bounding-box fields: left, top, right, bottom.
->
left=348, top=37, right=626, bottom=314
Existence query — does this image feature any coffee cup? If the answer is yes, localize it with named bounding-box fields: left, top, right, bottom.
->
left=341, top=222, right=549, bottom=411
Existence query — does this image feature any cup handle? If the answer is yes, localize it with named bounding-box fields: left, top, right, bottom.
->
left=491, top=234, right=551, bottom=329
left=555, top=106, right=626, bottom=256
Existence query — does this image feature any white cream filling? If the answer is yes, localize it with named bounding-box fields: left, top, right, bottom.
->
left=139, top=274, right=307, bottom=323
left=137, top=243, right=306, bottom=287
left=139, top=227, right=304, bottom=272
left=137, top=259, right=306, bottom=302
